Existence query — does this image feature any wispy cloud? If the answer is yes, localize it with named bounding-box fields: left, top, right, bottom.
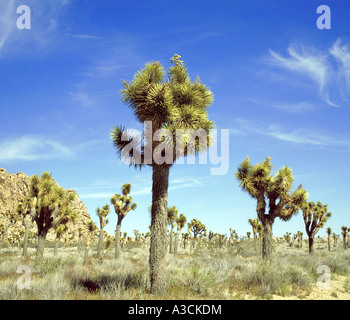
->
left=269, top=44, right=336, bottom=106
left=0, top=0, right=70, bottom=57
left=0, top=0, right=16, bottom=55
left=79, top=176, right=203, bottom=199
left=329, top=38, right=350, bottom=98
left=0, top=135, right=74, bottom=162
left=232, top=118, right=350, bottom=147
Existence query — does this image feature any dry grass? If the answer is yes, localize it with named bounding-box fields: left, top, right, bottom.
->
left=0, top=240, right=350, bottom=300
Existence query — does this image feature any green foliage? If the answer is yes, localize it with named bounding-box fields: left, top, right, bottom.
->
left=188, top=219, right=206, bottom=238
left=29, top=172, right=77, bottom=235
left=235, top=156, right=308, bottom=222
left=302, top=201, right=331, bottom=237
left=111, top=183, right=137, bottom=224
left=111, top=54, right=215, bottom=168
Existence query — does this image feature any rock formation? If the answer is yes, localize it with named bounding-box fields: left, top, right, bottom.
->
left=0, top=167, right=92, bottom=243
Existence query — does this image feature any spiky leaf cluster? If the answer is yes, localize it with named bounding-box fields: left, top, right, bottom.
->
left=111, top=54, right=215, bottom=168
left=236, top=156, right=308, bottom=223
left=110, top=183, right=137, bottom=223
left=302, top=201, right=331, bottom=237
left=29, top=172, right=77, bottom=232
left=188, top=218, right=206, bottom=238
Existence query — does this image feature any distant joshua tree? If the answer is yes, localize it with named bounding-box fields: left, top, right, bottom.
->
left=167, top=206, right=178, bottom=254
left=302, top=201, right=331, bottom=254
left=96, top=204, right=110, bottom=260
left=29, top=172, right=77, bottom=263
left=188, top=219, right=206, bottom=253
left=248, top=218, right=259, bottom=243
left=16, top=198, right=35, bottom=257
left=326, top=227, right=332, bottom=252
left=236, top=156, right=308, bottom=259
left=174, top=213, right=187, bottom=257
left=84, top=219, right=97, bottom=265
left=111, top=183, right=137, bottom=259
left=341, top=226, right=348, bottom=250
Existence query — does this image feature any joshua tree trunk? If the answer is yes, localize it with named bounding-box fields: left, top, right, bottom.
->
left=262, top=221, right=273, bottom=259
left=97, top=227, right=104, bottom=259
left=327, top=236, right=331, bottom=252
left=22, top=216, right=31, bottom=257
left=149, top=165, right=169, bottom=297
left=308, top=236, right=314, bottom=254
left=35, top=230, right=48, bottom=264
left=115, top=221, right=121, bottom=259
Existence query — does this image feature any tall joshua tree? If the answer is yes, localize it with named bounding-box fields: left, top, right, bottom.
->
left=167, top=205, right=178, bottom=254
left=302, top=201, right=331, bottom=254
left=110, top=183, right=137, bottom=259
left=29, top=172, right=77, bottom=263
left=174, top=213, right=187, bottom=257
left=111, top=54, right=214, bottom=295
left=96, top=204, right=110, bottom=260
left=235, top=156, right=308, bottom=259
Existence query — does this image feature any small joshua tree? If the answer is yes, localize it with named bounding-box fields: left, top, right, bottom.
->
left=84, top=219, right=97, bottom=265
left=302, top=201, right=331, bottom=254
left=174, top=213, right=187, bottom=257
left=0, top=210, right=20, bottom=245
left=167, top=206, right=178, bottom=254
left=326, top=227, right=332, bottom=252
left=188, top=219, right=206, bottom=253
left=341, top=226, right=348, bottom=250
left=96, top=204, right=110, bottom=259
left=236, top=156, right=308, bottom=259
left=111, top=183, right=137, bottom=259
left=54, top=224, right=68, bottom=255
left=29, top=172, right=77, bottom=263
left=16, top=198, right=35, bottom=257
left=296, top=231, right=303, bottom=248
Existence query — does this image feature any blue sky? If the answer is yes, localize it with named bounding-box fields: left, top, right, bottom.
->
left=1, top=0, right=350, bottom=238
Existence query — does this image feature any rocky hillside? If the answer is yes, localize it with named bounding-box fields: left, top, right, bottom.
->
left=0, top=168, right=92, bottom=243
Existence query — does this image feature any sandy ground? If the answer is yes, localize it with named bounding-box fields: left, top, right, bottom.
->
left=271, top=275, right=350, bottom=300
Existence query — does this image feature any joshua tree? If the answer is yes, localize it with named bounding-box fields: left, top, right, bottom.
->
left=182, top=232, right=189, bottom=249
left=247, top=232, right=251, bottom=240
left=111, top=54, right=214, bottom=295
left=296, top=231, right=303, bottom=248
left=0, top=210, right=20, bottom=245
left=54, top=224, right=68, bottom=255
left=326, top=227, right=332, bottom=252
left=332, top=232, right=338, bottom=247
left=236, top=156, right=308, bottom=259
left=29, top=172, right=77, bottom=263
left=302, top=201, right=331, bottom=254
left=84, top=219, right=97, bottom=265
left=284, top=232, right=292, bottom=246
left=111, top=183, right=137, bottom=259
left=341, top=226, right=348, bottom=250
left=16, top=198, right=35, bottom=257
left=167, top=205, right=178, bottom=253
left=188, top=219, right=206, bottom=253
left=96, top=204, right=110, bottom=259
left=174, top=213, right=187, bottom=257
